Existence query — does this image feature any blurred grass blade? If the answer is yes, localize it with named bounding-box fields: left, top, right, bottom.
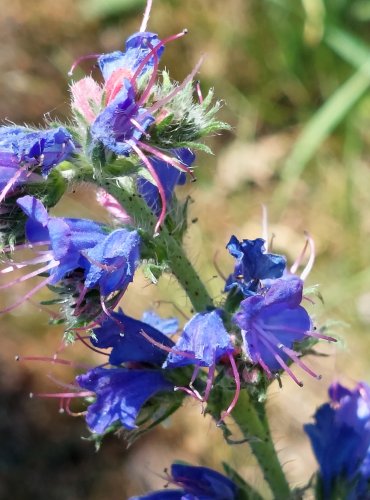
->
left=80, top=0, right=145, bottom=19
left=275, top=28, right=370, bottom=205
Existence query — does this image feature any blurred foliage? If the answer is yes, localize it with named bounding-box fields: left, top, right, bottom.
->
left=1, top=0, right=370, bottom=498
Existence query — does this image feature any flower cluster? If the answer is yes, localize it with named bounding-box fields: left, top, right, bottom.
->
left=305, top=381, right=370, bottom=498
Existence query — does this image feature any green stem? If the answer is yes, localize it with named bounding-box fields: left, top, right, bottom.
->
left=231, top=391, right=290, bottom=499
left=103, top=178, right=213, bottom=312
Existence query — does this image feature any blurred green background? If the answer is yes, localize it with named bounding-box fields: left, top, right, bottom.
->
left=1, top=0, right=370, bottom=498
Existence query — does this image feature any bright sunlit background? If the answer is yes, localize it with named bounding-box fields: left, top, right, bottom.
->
left=1, top=0, right=370, bottom=498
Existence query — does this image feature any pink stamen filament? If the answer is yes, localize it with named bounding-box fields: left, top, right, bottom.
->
left=32, top=390, right=94, bottom=399
left=130, top=141, right=166, bottom=235
left=174, top=385, right=203, bottom=401
left=148, top=55, right=203, bottom=116
left=0, top=260, right=58, bottom=290
left=68, top=53, right=101, bottom=77
left=261, top=205, right=268, bottom=251
left=0, top=275, right=53, bottom=314
left=139, top=0, right=153, bottom=32
left=64, top=399, right=87, bottom=417
left=203, top=363, right=216, bottom=402
left=195, top=80, right=203, bottom=104
left=137, top=41, right=160, bottom=106
left=1, top=253, right=52, bottom=274
left=1, top=241, right=50, bottom=253
left=130, top=118, right=151, bottom=138
left=260, top=322, right=336, bottom=343
left=212, top=250, right=227, bottom=281
left=131, top=29, right=188, bottom=85
left=139, top=329, right=196, bottom=360
left=300, top=232, right=315, bottom=281
left=257, top=333, right=303, bottom=386
left=137, top=141, right=196, bottom=180
left=74, top=331, right=109, bottom=357
left=290, top=239, right=309, bottom=275
left=0, top=163, right=29, bottom=204
left=218, top=352, right=241, bottom=424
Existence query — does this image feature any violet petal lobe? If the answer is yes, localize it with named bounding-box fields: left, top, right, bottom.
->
left=76, top=367, right=173, bottom=433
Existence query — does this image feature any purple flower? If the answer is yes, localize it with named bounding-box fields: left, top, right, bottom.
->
left=90, top=79, right=154, bottom=157
left=92, top=309, right=177, bottom=366
left=98, top=32, right=164, bottom=82
left=304, top=381, right=370, bottom=498
left=0, top=126, right=75, bottom=177
left=130, top=463, right=237, bottom=500
left=163, top=310, right=234, bottom=369
left=0, top=195, right=140, bottom=314
left=76, top=367, right=173, bottom=433
left=225, top=236, right=286, bottom=296
left=233, top=276, right=325, bottom=385
left=137, top=148, right=194, bottom=214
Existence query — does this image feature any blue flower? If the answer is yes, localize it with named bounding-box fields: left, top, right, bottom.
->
left=225, top=236, right=286, bottom=296
left=98, top=32, right=164, bottom=82
left=92, top=309, right=177, bottom=366
left=0, top=196, right=140, bottom=313
left=76, top=367, right=173, bottom=433
left=141, top=310, right=179, bottom=336
left=90, top=79, right=154, bottom=157
left=304, top=381, right=370, bottom=498
left=137, top=148, right=194, bottom=214
left=163, top=310, right=234, bottom=369
left=130, top=463, right=237, bottom=500
left=0, top=126, right=75, bottom=177
left=233, top=276, right=318, bottom=385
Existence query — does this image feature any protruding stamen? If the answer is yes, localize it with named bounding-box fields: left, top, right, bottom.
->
left=149, top=56, right=204, bottom=116
left=195, top=80, right=203, bottom=104
left=300, top=232, right=315, bottom=281
left=138, top=41, right=160, bottom=106
left=32, top=390, right=94, bottom=399
left=139, top=0, right=153, bottom=33
left=139, top=329, right=196, bottom=360
left=261, top=204, right=269, bottom=251
left=68, top=53, right=101, bottom=77
left=218, top=352, right=241, bottom=424
left=130, top=142, right=166, bottom=235
left=0, top=276, right=53, bottom=314
left=130, top=118, right=151, bottom=138
left=290, top=238, right=308, bottom=275
left=137, top=141, right=196, bottom=181
left=203, top=363, right=216, bottom=402
left=174, top=385, right=203, bottom=401
left=0, top=260, right=58, bottom=290
left=0, top=163, right=29, bottom=204
left=131, top=29, right=189, bottom=84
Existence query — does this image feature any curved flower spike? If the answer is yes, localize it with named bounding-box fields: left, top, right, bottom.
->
left=130, top=462, right=237, bottom=500
left=304, top=381, right=370, bottom=498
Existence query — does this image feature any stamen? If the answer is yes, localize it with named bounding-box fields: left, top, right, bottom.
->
left=139, top=329, right=196, bottom=360
left=174, top=385, right=203, bottom=401
left=0, top=163, right=29, bottom=203
left=130, top=118, right=151, bottom=138
left=139, top=0, right=153, bottom=32
left=75, top=331, right=109, bottom=357
left=68, top=53, right=101, bottom=77
left=0, top=260, right=58, bottom=290
left=131, top=29, right=189, bottom=84
left=64, top=398, right=87, bottom=417
left=0, top=253, right=52, bottom=274
left=212, top=250, right=227, bottom=281
left=0, top=275, right=53, bottom=314
left=259, top=335, right=303, bottom=386
left=203, top=363, right=216, bottom=402
left=149, top=56, right=203, bottom=116
left=300, top=232, right=315, bottom=281
left=137, top=141, right=196, bottom=181
left=195, top=80, right=203, bottom=104
left=218, top=352, right=241, bottom=424
left=138, top=41, right=160, bottom=106
left=261, top=204, right=269, bottom=251
left=32, top=390, right=94, bottom=399
left=290, top=239, right=309, bottom=275
left=280, top=345, right=321, bottom=380
left=130, top=142, right=166, bottom=235
left=1, top=241, right=50, bottom=253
